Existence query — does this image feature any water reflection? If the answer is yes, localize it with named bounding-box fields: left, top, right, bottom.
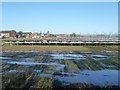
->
left=50, top=54, right=86, bottom=60
left=91, top=55, right=109, bottom=60
left=2, top=59, right=66, bottom=71
left=54, top=69, right=119, bottom=87
left=50, top=54, right=109, bottom=60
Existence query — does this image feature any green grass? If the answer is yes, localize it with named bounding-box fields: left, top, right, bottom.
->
left=2, top=45, right=118, bottom=51
left=63, top=60, right=79, bottom=71
left=30, top=77, right=53, bottom=89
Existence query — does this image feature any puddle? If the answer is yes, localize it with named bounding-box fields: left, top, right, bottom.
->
left=54, top=69, right=119, bottom=87
left=6, top=61, right=63, bottom=66
left=0, top=57, right=12, bottom=60
left=0, top=57, right=12, bottom=62
left=50, top=54, right=86, bottom=60
left=1, top=69, right=42, bottom=74
left=39, top=73, right=52, bottom=77
left=2, top=60, right=66, bottom=71
left=50, top=54, right=110, bottom=60
left=1, top=70, right=25, bottom=74
left=91, top=55, right=109, bottom=60
left=33, top=70, right=42, bottom=73
left=91, top=55, right=108, bottom=58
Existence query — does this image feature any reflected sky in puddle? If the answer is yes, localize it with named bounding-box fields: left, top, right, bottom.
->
left=6, top=61, right=65, bottom=66
left=91, top=55, right=109, bottom=60
left=91, top=55, right=108, bottom=58
left=0, top=70, right=25, bottom=74
left=39, top=73, right=52, bottom=77
left=0, top=57, right=12, bottom=60
left=50, top=54, right=86, bottom=60
left=54, top=69, right=119, bottom=87
left=50, top=54, right=110, bottom=60
left=20, top=58, right=33, bottom=61
left=2, top=59, right=66, bottom=71
left=1, top=69, right=42, bottom=74
left=1, top=52, right=111, bottom=61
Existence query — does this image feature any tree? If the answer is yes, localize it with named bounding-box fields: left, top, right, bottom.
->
left=70, top=33, right=76, bottom=37
left=18, top=31, right=23, bottom=37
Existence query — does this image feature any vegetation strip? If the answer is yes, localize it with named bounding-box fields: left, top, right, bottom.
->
left=2, top=45, right=118, bottom=51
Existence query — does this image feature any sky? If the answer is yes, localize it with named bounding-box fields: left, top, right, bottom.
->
left=2, top=2, right=118, bottom=34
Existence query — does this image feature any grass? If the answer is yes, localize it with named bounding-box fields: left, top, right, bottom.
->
left=63, top=60, right=79, bottom=71
left=30, top=77, right=53, bottom=89
left=2, top=45, right=119, bottom=51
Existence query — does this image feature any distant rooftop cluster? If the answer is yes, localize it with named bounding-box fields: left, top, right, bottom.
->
left=0, top=30, right=119, bottom=46
left=0, top=30, right=51, bottom=39
left=0, top=30, right=118, bottom=39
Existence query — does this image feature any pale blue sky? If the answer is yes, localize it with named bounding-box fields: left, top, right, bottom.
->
left=2, top=2, right=118, bottom=34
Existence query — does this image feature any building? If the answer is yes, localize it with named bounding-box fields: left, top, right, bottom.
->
left=0, top=30, right=17, bottom=38
left=31, top=32, right=40, bottom=38
left=22, top=32, right=32, bottom=38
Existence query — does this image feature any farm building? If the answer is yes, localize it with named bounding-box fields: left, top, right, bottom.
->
left=0, top=30, right=17, bottom=38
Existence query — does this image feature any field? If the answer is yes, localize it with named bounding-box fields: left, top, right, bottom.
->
left=2, top=45, right=119, bottom=51
left=1, top=45, right=120, bottom=89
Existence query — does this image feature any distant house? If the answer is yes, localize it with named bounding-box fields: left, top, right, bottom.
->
left=0, top=30, right=17, bottom=38
left=39, top=33, right=49, bottom=38
left=31, top=32, right=40, bottom=38
left=22, top=32, right=32, bottom=38
left=41, top=33, right=45, bottom=37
